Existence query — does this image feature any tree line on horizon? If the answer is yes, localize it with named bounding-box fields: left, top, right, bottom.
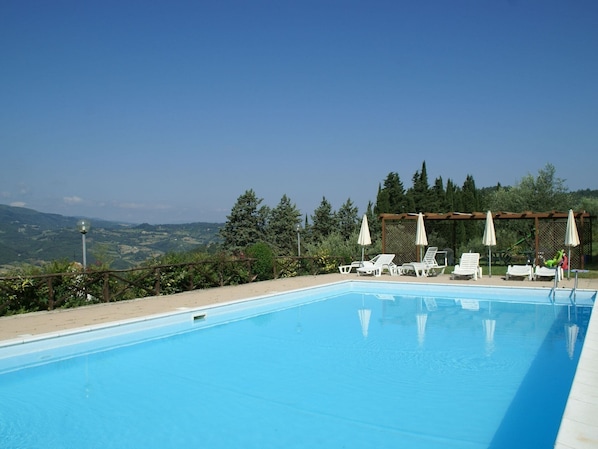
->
left=2, top=162, right=596, bottom=314
left=219, top=162, right=598, bottom=260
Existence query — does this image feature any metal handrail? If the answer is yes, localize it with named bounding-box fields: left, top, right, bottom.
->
left=549, top=272, right=559, bottom=303
left=570, top=270, right=581, bottom=304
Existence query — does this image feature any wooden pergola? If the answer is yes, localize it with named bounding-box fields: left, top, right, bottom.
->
left=380, top=211, right=593, bottom=269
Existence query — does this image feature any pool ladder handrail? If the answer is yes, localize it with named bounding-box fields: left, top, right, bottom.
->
left=569, top=273, right=579, bottom=305
left=549, top=273, right=558, bottom=304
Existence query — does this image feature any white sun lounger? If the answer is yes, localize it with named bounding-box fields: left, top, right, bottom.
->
left=506, top=265, right=533, bottom=281
left=338, top=261, right=362, bottom=274
left=451, top=253, right=482, bottom=280
left=400, top=247, right=446, bottom=277
left=357, top=254, right=396, bottom=277
left=534, top=265, right=563, bottom=281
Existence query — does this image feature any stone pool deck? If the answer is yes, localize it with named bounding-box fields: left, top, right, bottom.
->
left=0, top=271, right=597, bottom=448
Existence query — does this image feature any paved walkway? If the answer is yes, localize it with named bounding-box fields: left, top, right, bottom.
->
left=1, top=271, right=597, bottom=448
left=1, top=272, right=595, bottom=341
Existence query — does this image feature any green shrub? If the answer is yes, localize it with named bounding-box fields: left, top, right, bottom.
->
left=246, top=242, right=274, bottom=281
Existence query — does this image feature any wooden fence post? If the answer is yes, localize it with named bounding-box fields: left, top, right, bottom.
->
left=46, top=277, right=54, bottom=310
left=154, top=268, right=161, bottom=296
left=103, top=273, right=110, bottom=302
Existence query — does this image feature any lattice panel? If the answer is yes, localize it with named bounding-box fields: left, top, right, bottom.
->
left=581, top=221, right=593, bottom=267
left=384, top=220, right=420, bottom=264
left=537, top=219, right=589, bottom=269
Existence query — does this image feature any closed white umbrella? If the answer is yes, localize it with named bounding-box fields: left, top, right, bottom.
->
left=564, top=209, right=580, bottom=280
left=357, top=308, right=371, bottom=338
left=415, top=213, right=428, bottom=261
left=357, top=293, right=371, bottom=338
left=482, top=211, right=497, bottom=277
left=483, top=319, right=496, bottom=356
left=357, top=214, right=372, bottom=261
left=416, top=313, right=428, bottom=347
left=565, top=323, right=579, bottom=359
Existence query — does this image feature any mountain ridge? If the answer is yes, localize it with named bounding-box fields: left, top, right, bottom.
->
left=0, top=204, right=223, bottom=271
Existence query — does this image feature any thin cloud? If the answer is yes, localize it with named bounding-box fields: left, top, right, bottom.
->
left=117, top=202, right=172, bottom=211
left=63, top=196, right=83, bottom=205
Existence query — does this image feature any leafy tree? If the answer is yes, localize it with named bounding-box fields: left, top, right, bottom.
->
left=310, top=197, right=337, bottom=243
left=484, top=164, right=573, bottom=253
left=336, top=198, right=359, bottom=240
left=489, top=163, right=571, bottom=213
left=577, top=197, right=598, bottom=217
left=220, top=189, right=269, bottom=252
left=267, top=194, right=302, bottom=256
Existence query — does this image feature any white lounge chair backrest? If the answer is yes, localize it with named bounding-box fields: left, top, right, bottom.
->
left=400, top=247, right=445, bottom=277
left=451, top=252, right=481, bottom=280
left=421, top=247, right=438, bottom=267
left=357, top=254, right=396, bottom=276
left=368, top=254, right=395, bottom=267
left=459, top=252, right=480, bottom=270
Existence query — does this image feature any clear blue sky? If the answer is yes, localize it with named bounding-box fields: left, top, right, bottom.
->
left=1, top=1, right=597, bottom=224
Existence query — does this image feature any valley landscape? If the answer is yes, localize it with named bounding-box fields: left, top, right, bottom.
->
left=0, top=204, right=223, bottom=272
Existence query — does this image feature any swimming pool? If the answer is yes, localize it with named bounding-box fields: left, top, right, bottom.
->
left=0, top=281, right=595, bottom=449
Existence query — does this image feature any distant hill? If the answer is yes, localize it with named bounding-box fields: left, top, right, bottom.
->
left=0, top=204, right=223, bottom=272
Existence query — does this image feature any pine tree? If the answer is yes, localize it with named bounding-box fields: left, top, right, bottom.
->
left=220, top=189, right=269, bottom=252
left=267, top=194, right=302, bottom=255
left=374, top=183, right=391, bottom=215
left=384, top=172, right=406, bottom=213
left=311, top=197, right=337, bottom=243
left=336, top=198, right=359, bottom=240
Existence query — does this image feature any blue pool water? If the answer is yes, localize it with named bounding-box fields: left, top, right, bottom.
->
left=0, top=281, right=595, bottom=449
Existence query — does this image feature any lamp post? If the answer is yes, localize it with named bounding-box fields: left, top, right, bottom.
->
left=296, top=224, right=301, bottom=257
left=77, top=219, right=91, bottom=269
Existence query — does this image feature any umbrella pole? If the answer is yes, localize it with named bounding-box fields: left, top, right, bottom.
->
left=488, top=247, right=492, bottom=278
left=361, top=246, right=365, bottom=262
left=568, top=247, right=571, bottom=280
